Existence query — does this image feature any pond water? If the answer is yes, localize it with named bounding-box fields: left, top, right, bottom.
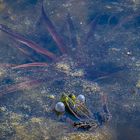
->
left=0, top=0, right=140, bottom=140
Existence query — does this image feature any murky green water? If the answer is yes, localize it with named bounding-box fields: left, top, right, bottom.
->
left=0, top=0, right=140, bottom=140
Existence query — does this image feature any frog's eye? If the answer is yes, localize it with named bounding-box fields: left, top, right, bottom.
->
left=69, top=94, right=76, bottom=101
left=77, top=94, right=85, bottom=103
left=55, top=102, right=65, bottom=112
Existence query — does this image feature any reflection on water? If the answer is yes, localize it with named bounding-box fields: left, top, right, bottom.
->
left=0, top=0, right=140, bottom=139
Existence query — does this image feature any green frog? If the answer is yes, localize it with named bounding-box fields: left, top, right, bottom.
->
left=54, top=93, right=111, bottom=131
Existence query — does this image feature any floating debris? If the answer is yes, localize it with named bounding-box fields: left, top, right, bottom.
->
left=47, top=94, right=55, bottom=99
left=136, top=80, right=140, bottom=88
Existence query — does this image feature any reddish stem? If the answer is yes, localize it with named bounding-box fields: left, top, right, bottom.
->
left=41, top=2, right=67, bottom=54
left=0, top=24, right=57, bottom=60
left=12, top=62, right=48, bottom=69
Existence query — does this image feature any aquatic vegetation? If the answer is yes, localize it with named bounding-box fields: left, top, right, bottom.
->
left=0, top=0, right=138, bottom=97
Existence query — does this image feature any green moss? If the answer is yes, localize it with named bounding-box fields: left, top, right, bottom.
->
left=62, top=128, right=113, bottom=140
left=12, top=117, right=46, bottom=140
left=0, top=0, right=5, bottom=12
left=13, top=124, right=43, bottom=140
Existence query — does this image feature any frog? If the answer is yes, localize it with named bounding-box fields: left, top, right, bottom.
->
left=54, top=93, right=111, bottom=131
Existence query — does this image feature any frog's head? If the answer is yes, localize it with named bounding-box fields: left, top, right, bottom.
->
left=55, top=93, right=86, bottom=114
left=68, top=93, right=76, bottom=101
left=60, top=93, right=69, bottom=103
